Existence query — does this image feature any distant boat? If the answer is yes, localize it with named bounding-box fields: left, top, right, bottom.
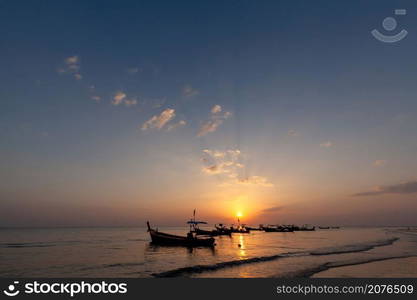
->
left=188, top=210, right=231, bottom=236
left=146, top=222, right=215, bottom=247
left=230, top=226, right=250, bottom=233
left=299, top=225, right=315, bottom=231
left=230, top=218, right=250, bottom=233
left=319, top=226, right=330, bottom=229
left=194, top=227, right=231, bottom=236
left=214, top=224, right=233, bottom=235
left=244, top=226, right=262, bottom=231
left=263, top=225, right=294, bottom=232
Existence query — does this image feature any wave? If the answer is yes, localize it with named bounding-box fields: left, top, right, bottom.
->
left=310, top=237, right=399, bottom=255
left=153, top=237, right=400, bottom=277
left=79, top=262, right=145, bottom=271
left=309, top=237, right=399, bottom=255
left=0, top=242, right=56, bottom=248
left=153, top=253, right=297, bottom=277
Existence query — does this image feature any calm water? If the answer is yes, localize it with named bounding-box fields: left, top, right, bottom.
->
left=1, top=226, right=416, bottom=278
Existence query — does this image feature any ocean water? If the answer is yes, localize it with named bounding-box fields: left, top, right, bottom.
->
left=1, top=226, right=416, bottom=278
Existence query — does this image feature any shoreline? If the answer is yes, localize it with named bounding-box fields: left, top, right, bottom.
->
left=312, top=256, right=417, bottom=278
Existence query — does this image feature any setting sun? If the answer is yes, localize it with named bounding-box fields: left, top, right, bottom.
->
left=236, top=211, right=243, bottom=218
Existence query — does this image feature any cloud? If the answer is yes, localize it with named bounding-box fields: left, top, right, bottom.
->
left=352, top=180, right=417, bottom=197
left=167, top=120, right=186, bottom=131
left=58, top=56, right=82, bottom=80
left=261, top=206, right=284, bottom=213
left=65, top=56, right=79, bottom=65
left=141, top=108, right=176, bottom=130
left=237, top=176, right=274, bottom=187
left=124, top=98, right=138, bottom=107
left=201, top=149, right=243, bottom=175
left=91, top=95, right=101, bottom=102
left=182, top=84, right=199, bottom=97
left=373, top=160, right=387, bottom=167
left=288, top=129, right=298, bottom=136
left=126, top=67, right=141, bottom=74
left=201, top=149, right=273, bottom=187
left=112, top=91, right=127, bottom=106
left=211, top=105, right=222, bottom=114
left=197, top=119, right=224, bottom=137
left=320, top=141, right=333, bottom=148
left=197, top=105, right=232, bottom=137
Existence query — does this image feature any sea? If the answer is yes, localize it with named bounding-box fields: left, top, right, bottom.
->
left=1, top=226, right=417, bottom=278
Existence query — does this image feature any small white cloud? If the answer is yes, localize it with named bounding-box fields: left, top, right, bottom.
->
left=68, top=64, right=80, bottom=72
left=65, top=56, right=79, bottom=65
left=141, top=108, right=176, bottom=131
left=320, top=141, right=333, bottom=148
left=91, top=95, right=101, bottom=102
left=112, top=91, right=127, bottom=106
left=58, top=55, right=82, bottom=80
left=211, top=105, right=222, bottom=114
left=373, top=160, right=387, bottom=167
left=167, top=120, right=186, bottom=131
left=197, top=105, right=232, bottom=137
left=182, top=84, right=199, bottom=97
left=126, top=67, right=141, bottom=74
left=201, top=149, right=273, bottom=187
left=124, top=98, right=137, bottom=107
left=197, top=119, right=223, bottom=137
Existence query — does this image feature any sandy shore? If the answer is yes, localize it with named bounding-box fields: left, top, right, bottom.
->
left=312, top=257, right=417, bottom=278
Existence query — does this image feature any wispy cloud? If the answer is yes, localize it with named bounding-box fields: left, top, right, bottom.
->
left=112, top=91, right=137, bottom=107
left=112, top=91, right=127, bottom=106
left=197, top=105, right=232, bottom=137
left=201, top=149, right=243, bottom=175
left=65, top=56, right=79, bottom=65
left=91, top=95, right=101, bottom=102
left=320, top=141, right=333, bottom=148
left=126, top=67, right=141, bottom=75
left=201, top=149, right=273, bottom=187
left=352, top=180, right=417, bottom=197
left=211, top=104, right=222, bottom=114
left=141, top=108, right=176, bottom=131
left=182, top=84, right=199, bottom=98
left=124, top=98, right=138, bottom=107
left=58, top=55, right=82, bottom=80
left=261, top=205, right=284, bottom=213
left=237, top=176, right=274, bottom=187
left=167, top=120, right=186, bottom=131
left=373, top=160, right=387, bottom=167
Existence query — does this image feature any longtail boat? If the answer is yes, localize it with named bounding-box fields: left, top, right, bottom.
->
left=146, top=222, right=215, bottom=247
left=214, top=224, right=233, bottom=235
left=263, top=225, right=293, bottom=232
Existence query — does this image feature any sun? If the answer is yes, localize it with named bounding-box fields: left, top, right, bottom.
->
left=236, top=211, right=243, bottom=218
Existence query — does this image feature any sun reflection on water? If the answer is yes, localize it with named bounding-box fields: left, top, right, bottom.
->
left=238, top=234, right=246, bottom=258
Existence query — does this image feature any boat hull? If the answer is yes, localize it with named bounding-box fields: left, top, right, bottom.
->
left=147, top=222, right=215, bottom=247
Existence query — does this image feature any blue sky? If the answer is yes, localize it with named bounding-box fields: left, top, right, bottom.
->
left=1, top=0, right=417, bottom=226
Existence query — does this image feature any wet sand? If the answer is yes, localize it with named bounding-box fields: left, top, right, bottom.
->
left=312, top=257, right=417, bottom=278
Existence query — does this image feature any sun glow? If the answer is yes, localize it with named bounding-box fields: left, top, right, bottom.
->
left=236, top=211, right=243, bottom=218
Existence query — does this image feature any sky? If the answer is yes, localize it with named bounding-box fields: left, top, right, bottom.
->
left=1, top=0, right=417, bottom=227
